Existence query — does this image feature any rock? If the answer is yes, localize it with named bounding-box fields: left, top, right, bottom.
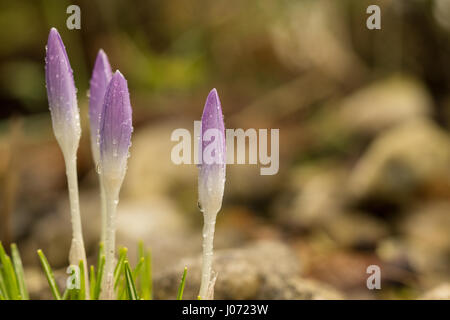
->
left=154, top=240, right=342, bottom=299
left=348, top=119, right=450, bottom=203
left=21, top=191, right=103, bottom=268
left=401, top=202, right=450, bottom=279
left=260, top=276, right=343, bottom=300
left=123, top=122, right=197, bottom=200
left=323, top=212, right=389, bottom=249
left=115, top=197, right=200, bottom=275
left=278, top=164, right=349, bottom=228
left=154, top=240, right=299, bottom=299
left=338, top=76, right=432, bottom=135
left=419, top=283, right=450, bottom=300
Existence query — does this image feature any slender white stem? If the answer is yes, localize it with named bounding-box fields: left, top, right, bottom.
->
left=100, top=181, right=119, bottom=300
left=99, top=178, right=107, bottom=243
left=199, top=213, right=217, bottom=299
left=65, top=156, right=89, bottom=299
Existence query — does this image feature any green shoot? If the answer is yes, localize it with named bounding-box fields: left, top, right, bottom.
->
left=78, top=260, right=86, bottom=300
left=37, top=249, right=61, bottom=300
left=89, top=265, right=96, bottom=299
left=114, top=247, right=127, bottom=288
left=177, top=267, right=187, bottom=300
left=124, top=260, right=138, bottom=300
left=0, top=242, right=20, bottom=299
left=94, top=255, right=105, bottom=300
left=10, top=243, right=28, bottom=300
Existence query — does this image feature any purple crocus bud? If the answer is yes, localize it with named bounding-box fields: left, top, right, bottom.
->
left=89, top=49, right=112, bottom=165
left=45, top=27, right=80, bottom=157
left=99, top=70, right=133, bottom=185
left=198, top=88, right=226, bottom=215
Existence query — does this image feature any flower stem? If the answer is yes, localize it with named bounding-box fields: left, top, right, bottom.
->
left=100, top=183, right=119, bottom=299
left=99, top=178, right=107, bottom=243
left=65, top=156, right=89, bottom=299
left=199, top=213, right=217, bottom=299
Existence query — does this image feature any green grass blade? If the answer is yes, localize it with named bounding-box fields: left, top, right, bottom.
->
left=138, top=241, right=145, bottom=260
left=0, top=269, right=9, bottom=300
left=78, top=260, right=86, bottom=300
left=118, top=275, right=126, bottom=300
left=140, top=250, right=152, bottom=300
left=69, top=287, right=79, bottom=300
left=89, top=265, right=96, bottom=299
left=97, top=242, right=104, bottom=272
left=94, top=255, right=105, bottom=300
left=114, top=247, right=127, bottom=289
left=0, top=242, right=20, bottom=299
left=0, top=291, right=5, bottom=300
left=124, top=261, right=138, bottom=300
left=177, top=267, right=187, bottom=300
left=132, top=257, right=145, bottom=279
left=62, top=288, right=69, bottom=300
left=37, top=249, right=61, bottom=300
left=11, top=243, right=28, bottom=300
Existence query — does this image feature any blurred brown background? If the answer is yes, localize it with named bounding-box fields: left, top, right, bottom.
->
left=0, top=0, right=449, bottom=299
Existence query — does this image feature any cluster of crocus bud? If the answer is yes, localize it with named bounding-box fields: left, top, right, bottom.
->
left=46, top=27, right=226, bottom=301
left=45, top=27, right=132, bottom=300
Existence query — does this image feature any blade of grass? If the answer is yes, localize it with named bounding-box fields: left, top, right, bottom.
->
left=94, top=255, right=105, bottom=300
left=140, top=250, right=152, bottom=300
left=118, top=274, right=126, bottom=300
left=78, top=260, right=86, bottom=300
left=11, top=243, right=28, bottom=300
left=62, top=287, right=69, bottom=300
left=97, top=242, right=104, bottom=272
left=0, top=269, right=9, bottom=300
left=37, top=249, right=61, bottom=300
left=89, top=265, right=96, bottom=299
left=113, top=247, right=127, bottom=289
left=0, top=242, right=20, bottom=299
left=69, top=287, right=79, bottom=300
left=177, top=267, right=187, bottom=300
left=132, top=257, right=145, bottom=279
left=124, top=260, right=138, bottom=300
left=138, top=241, right=145, bottom=260
left=0, top=291, right=5, bottom=300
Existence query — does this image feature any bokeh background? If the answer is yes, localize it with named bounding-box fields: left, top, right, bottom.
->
left=0, top=0, right=449, bottom=299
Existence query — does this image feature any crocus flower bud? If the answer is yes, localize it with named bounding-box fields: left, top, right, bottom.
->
left=89, top=49, right=112, bottom=165
left=98, top=70, right=133, bottom=299
left=45, top=28, right=80, bottom=158
left=198, top=88, right=226, bottom=216
left=99, top=70, right=133, bottom=188
left=197, top=88, right=226, bottom=300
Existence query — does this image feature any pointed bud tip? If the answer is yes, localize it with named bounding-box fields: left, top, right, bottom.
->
left=202, top=88, right=223, bottom=125
left=47, top=28, right=62, bottom=46
left=113, top=69, right=124, bottom=78
left=110, top=70, right=127, bottom=87
left=49, top=27, right=58, bottom=35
